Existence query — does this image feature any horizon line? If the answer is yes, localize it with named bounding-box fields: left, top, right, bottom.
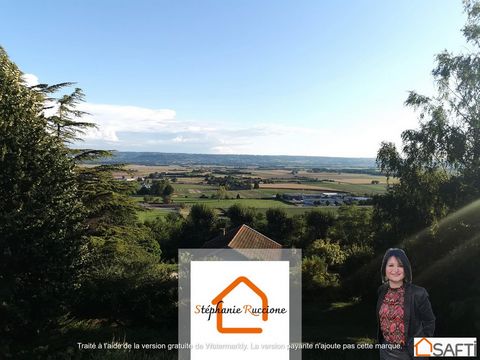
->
left=79, top=149, right=377, bottom=161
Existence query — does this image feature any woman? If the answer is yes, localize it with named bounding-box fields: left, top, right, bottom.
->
left=376, top=248, right=435, bottom=359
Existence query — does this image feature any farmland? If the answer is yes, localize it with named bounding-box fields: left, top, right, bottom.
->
left=128, top=165, right=384, bottom=222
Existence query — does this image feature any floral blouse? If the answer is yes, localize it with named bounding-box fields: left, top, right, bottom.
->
left=379, top=285, right=405, bottom=345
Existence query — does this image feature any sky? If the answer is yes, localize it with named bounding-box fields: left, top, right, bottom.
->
left=1, top=1, right=469, bottom=157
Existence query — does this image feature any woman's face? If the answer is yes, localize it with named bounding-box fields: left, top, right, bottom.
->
left=385, top=256, right=405, bottom=285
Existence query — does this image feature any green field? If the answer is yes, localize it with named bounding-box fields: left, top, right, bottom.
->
left=170, top=183, right=216, bottom=195
left=174, top=183, right=386, bottom=198
left=136, top=208, right=176, bottom=222
left=171, top=197, right=294, bottom=209
left=135, top=203, right=343, bottom=222
left=305, top=182, right=387, bottom=195
left=132, top=173, right=381, bottom=222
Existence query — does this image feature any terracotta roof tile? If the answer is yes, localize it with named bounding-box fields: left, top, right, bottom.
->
left=203, top=224, right=282, bottom=260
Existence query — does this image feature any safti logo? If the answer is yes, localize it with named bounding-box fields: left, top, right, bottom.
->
left=414, top=337, right=477, bottom=357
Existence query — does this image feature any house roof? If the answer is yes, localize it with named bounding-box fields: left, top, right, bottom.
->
left=204, top=224, right=282, bottom=249
left=203, top=224, right=282, bottom=260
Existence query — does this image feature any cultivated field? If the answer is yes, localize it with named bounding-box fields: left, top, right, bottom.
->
left=259, top=183, right=344, bottom=191
left=127, top=164, right=386, bottom=222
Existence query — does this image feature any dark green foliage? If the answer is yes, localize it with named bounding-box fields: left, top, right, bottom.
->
left=306, top=240, right=346, bottom=270
left=144, top=179, right=174, bottom=203
left=179, top=204, right=220, bottom=248
left=375, top=1, right=480, bottom=245
left=225, top=203, right=260, bottom=228
left=302, top=256, right=340, bottom=297
left=302, top=209, right=335, bottom=246
left=145, top=213, right=184, bottom=261
left=368, top=2, right=480, bottom=336
left=75, top=260, right=177, bottom=324
left=78, top=165, right=140, bottom=227
left=265, top=208, right=296, bottom=245
left=163, top=183, right=174, bottom=198
left=0, top=47, right=85, bottom=355
left=31, top=82, right=97, bottom=146
left=137, top=184, right=150, bottom=195
left=339, top=243, right=375, bottom=297
left=215, top=185, right=228, bottom=199
left=150, top=180, right=165, bottom=196
left=330, top=205, right=373, bottom=246
left=0, top=50, right=176, bottom=346
left=205, top=174, right=254, bottom=190
left=74, top=165, right=175, bottom=323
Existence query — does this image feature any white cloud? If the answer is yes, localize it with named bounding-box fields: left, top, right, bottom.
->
left=79, top=103, right=176, bottom=141
left=200, top=105, right=418, bottom=157
left=83, top=127, right=120, bottom=142
left=73, top=101, right=420, bottom=157
left=22, top=73, right=39, bottom=86
left=28, top=74, right=420, bottom=157
left=173, top=136, right=194, bottom=143
left=210, top=145, right=238, bottom=154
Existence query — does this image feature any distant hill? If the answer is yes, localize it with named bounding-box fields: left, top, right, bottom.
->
left=88, top=151, right=377, bottom=170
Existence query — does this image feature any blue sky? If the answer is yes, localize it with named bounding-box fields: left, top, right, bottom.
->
left=1, top=1, right=467, bottom=157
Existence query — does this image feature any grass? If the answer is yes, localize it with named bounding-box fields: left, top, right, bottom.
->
left=302, top=299, right=375, bottom=342
left=280, top=206, right=339, bottom=216
left=131, top=176, right=379, bottom=221
left=170, top=183, right=216, bottom=193
left=171, top=198, right=295, bottom=209
left=173, top=182, right=386, bottom=198
left=301, top=299, right=378, bottom=360
left=133, top=197, right=346, bottom=220
left=305, top=182, right=387, bottom=195
left=136, top=209, right=176, bottom=222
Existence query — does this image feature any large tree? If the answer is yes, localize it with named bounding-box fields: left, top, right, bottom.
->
left=375, top=0, right=480, bottom=245
left=371, top=3, right=480, bottom=334
left=0, top=47, right=85, bottom=354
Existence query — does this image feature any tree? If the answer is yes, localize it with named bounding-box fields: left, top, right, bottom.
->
left=306, top=239, right=346, bottom=272
left=150, top=179, right=174, bottom=203
left=216, top=185, right=228, bottom=199
left=30, top=82, right=98, bottom=149
left=162, top=183, right=174, bottom=203
left=226, top=204, right=256, bottom=227
left=145, top=213, right=184, bottom=261
left=304, top=210, right=335, bottom=243
left=265, top=208, right=296, bottom=245
left=376, top=0, right=480, bottom=245
left=346, top=3, right=480, bottom=335
left=330, top=205, right=373, bottom=246
left=179, top=204, right=220, bottom=248
left=302, top=256, right=340, bottom=294
left=0, top=47, right=85, bottom=354
left=150, top=180, right=166, bottom=196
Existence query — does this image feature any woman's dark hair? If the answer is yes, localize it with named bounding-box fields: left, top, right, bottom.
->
left=380, top=248, right=412, bottom=283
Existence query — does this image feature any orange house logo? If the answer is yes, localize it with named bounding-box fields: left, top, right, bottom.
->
left=414, top=337, right=433, bottom=357
left=212, top=276, right=268, bottom=334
